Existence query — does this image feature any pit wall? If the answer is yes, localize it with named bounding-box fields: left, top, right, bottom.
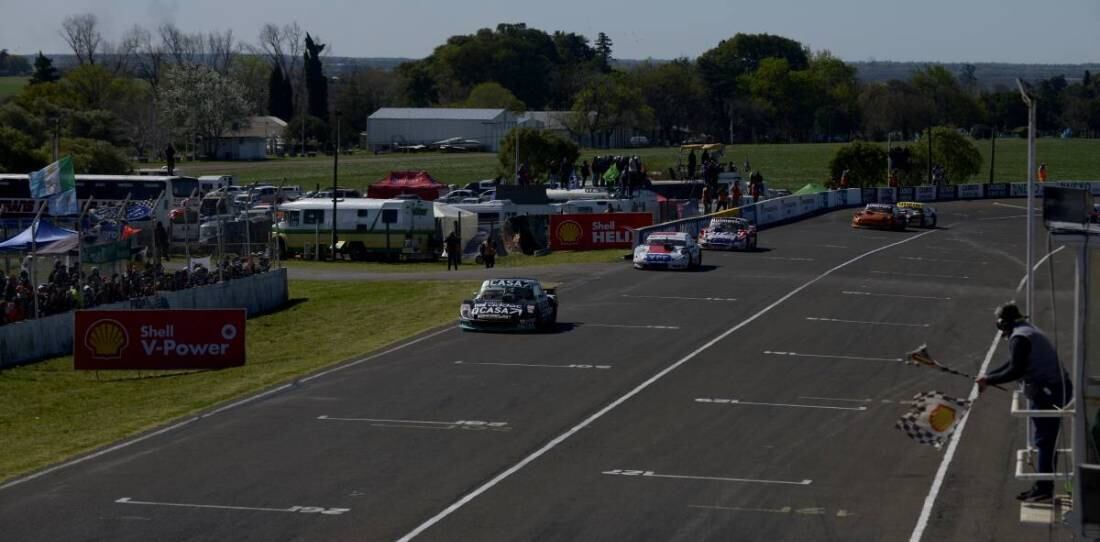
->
left=634, top=181, right=1100, bottom=247
left=0, top=268, right=288, bottom=368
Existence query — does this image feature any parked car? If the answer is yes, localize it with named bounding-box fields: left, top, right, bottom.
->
left=479, top=189, right=497, bottom=202
left=435, top=137, right=485, bottom=153
left=459, top=278, right=558, bottom=332
left=441, top=189, right=477, bottom=203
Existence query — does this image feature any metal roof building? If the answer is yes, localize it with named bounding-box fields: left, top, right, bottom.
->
left=366, top=108, right=517, bottom=152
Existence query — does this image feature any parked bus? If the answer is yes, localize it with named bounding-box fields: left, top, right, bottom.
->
left=0, top=174, right=196, bottom=223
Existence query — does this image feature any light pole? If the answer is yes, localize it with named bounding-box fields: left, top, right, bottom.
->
left=1017, top=79, right=1037, bottom=316
left=331, top=111, right=341, bottom=261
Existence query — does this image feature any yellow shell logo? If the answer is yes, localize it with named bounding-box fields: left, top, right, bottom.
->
left=85, top=319, right=129, bottom=360
left=557, top=220, right=583, bottom=244
left=928, top=404, right=957, bottom=433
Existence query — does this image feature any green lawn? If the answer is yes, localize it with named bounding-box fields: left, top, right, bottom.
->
left=0, top=279, right=477, bottom=482
left=0, top=76, right=28, bottom=99
left=153, top=138, right=1100, bottom=193
left=284, top=248, right=628, bottom=273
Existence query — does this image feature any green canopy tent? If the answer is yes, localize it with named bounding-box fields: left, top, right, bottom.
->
left=794, top=182, right=829, bottom=195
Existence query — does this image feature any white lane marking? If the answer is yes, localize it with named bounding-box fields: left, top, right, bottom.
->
left=842, top=290, right=952, bottom=301
left=870, top=270, right=969, bottom=280
left=898, top=256, right=984, bottom=264
left=799, top=396, right=872, bottom=403
left=0, top=325, right=458, bottom=493
left=115, top=497, right=350, bottom=516
left=1015, top=246, right=1065, bottom=293
left=621, top=294, right=737, bottom=302
left=992, top=201, right=1031, bottom=210
left=908, top=330, right=1001, bottom=541
left=805, top=316, right=930, bottom=328
left=695, top=397, right=867, bottom=411
left=317, top=416, right=511, bottom=432
left=395, top=228, right=938, bottom=542
left=584, top=323, right=680, bottom=330
left=823, top=244, right=849, bottom=249
left=602, top=469, right=812, bottom=486
left=763, top=350, right=903, bottom=362
left=454, top=361, right=612, bottom=370
left=689, top=504, right=854, bottom=517
left=761, top=256, right=815, bottom=262
left=978, top=214, right=1033, bottom=221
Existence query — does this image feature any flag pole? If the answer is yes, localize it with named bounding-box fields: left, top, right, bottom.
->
left=30, top=200, right=47, bottom=319
left=184, top=188, right=197, bottom=268
left=76, top=196, right=94, bottom=289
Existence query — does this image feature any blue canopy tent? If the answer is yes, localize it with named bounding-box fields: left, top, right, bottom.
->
left=0, top=220, right=78, bottom=252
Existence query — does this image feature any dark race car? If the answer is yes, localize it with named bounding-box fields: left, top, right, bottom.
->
left=459, top=278, right=558, bottom=332
left=699, top=217, right=758, bottom=251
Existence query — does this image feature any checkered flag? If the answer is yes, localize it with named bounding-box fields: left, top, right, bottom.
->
left=895, top=391, right=971, bottom=449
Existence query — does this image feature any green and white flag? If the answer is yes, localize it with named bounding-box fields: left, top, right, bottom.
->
left=30, top=155, right=75, bottom=199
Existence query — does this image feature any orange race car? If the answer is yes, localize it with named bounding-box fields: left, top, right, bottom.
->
left=851, top=203, right=906, bottom=231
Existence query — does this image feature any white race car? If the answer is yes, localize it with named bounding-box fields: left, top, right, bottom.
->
left=896, top=201, right=938, bottom=228
left=633, top=232, right=702, bottom=270
left=699, top=217, right=757, bottom=251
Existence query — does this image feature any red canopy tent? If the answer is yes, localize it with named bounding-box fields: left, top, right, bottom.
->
left=367, top=171, right=446, bottom=201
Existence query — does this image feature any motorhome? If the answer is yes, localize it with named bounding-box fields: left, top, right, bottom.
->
left=273, top=198, right=474, bottom=260
left=198, top=175, right=236, bottom=194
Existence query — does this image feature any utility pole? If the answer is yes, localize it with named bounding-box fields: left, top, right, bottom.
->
left=1017, top=79, right=1038, bottom=316
left=331, top=111, right=341, bottom=261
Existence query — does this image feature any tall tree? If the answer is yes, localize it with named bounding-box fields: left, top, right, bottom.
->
left=632, top=59, right=708, bottom=144
left=60, top=13, right=102, bottom=65
left=29, top=52, right=60, bottom=85
left=594, top=32, right=613, bottom=73
left=267, top=65, right=294, bottom=120
left=159, top=65, right=251, bottom=158
left=462, top=82, right=525, bottom=112
left=303, top=33, right=328, bottom=120
left=569, top=72, right=653, bottom=147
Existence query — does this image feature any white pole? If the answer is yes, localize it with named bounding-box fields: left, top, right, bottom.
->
left=1018, top=79, right=1037, bottom=316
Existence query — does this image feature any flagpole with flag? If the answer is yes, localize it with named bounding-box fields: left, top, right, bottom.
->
left=30, top=200, right=47, bottom=319
left=76, top=196, right=94, bottom=288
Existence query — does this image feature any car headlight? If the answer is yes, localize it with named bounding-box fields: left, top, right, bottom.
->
left=460, top=304, right=471, bottom=318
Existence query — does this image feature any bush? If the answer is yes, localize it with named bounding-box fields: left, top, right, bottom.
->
left=912, top=126, right=982, bottom=183
left=0, top=126, right=47, bottom=172
left=497, top=127, right=579, bottom=182
left=57, top=137, right=131, bottom=174
left=828, top=141, right=886, bottom=187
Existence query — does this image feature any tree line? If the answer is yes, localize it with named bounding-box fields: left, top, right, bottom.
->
left=2, top=17, right=1099, bottom=176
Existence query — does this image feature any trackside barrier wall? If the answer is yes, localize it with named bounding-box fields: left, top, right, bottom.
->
left=0, top=268, right=289, bottom=368
left=634, top=181, right=1100, bottom=248
left=634, top=188, right=861, bottom=247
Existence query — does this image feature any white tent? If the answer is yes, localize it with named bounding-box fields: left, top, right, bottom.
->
left=433, top=202, right=479, bottom=255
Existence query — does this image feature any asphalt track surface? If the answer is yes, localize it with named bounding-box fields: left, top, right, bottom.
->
left=0, top=199, right=1079, bottom=541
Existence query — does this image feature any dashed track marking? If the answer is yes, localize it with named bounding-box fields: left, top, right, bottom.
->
left=583, top=323, right=680, bottom=330
left=621, top=294, right=737, bottom=302
left=317, top=416, right=511, bottom=432
left=842, top=290, right=952, bottom=301
left=601, top=469, right=812, bottom=486
left=763, top=350, right=903, bottom=362
left=454, top=361, right=611, bottom=370
left=115, top=497, right=350, bottom=516
left=870, top=270, right=969, bottom=280
left=694, top=397, right=867, bottom=411
left=805, top=316, right=930, bottom=328
left=689, top=504, right=854, bottom=517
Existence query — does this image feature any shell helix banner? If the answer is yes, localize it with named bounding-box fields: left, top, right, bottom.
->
left=74, top=309, right=246, bottom=370
left=549, top=213, right=653, bottom=251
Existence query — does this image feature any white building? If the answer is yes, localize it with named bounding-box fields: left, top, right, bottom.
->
left=518, top=111, right=636, bottom=148
left=213, top=116, right=287, bottom=161
left=366, top=108, right=516, bottom=152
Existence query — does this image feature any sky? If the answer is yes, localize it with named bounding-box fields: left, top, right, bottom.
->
left=2, top=0, right=1099, bottom=64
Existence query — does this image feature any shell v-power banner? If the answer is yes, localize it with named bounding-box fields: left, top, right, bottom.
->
left=74, top=309, right=246, bottom=370
left=549, top=213, right=653, bottom=251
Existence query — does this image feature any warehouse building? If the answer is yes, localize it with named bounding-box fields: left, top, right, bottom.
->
left=366, top=108, right=517, bottom=152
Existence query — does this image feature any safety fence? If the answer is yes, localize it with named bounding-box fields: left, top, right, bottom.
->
left=634, top=181, right=1100, bottom=248
left=0, top=268, right=288, bottom=368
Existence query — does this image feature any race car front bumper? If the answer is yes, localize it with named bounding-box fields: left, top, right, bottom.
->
left=459, top=317, right=537, bottom=332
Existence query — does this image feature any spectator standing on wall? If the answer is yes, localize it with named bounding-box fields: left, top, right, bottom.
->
left=731, top=181, right=743, bottom=207
left=687, top=150, right=697, bottom=180
left=1038, top=163, right=1048, bottom=183
left=580, top=160, right=591, bottom=188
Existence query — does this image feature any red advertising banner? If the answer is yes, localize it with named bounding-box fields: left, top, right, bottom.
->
left=74, top=309, right=246, bottom=370
left=549, top=213, right=653, bottom=251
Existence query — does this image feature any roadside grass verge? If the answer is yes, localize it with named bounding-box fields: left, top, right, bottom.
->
left=0, top=279, right=476, bottom=483
left=282, top=248, right=628, bottom=273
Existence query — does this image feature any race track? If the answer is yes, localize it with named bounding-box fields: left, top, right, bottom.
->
left=0, top=199, right=1077, bottom=541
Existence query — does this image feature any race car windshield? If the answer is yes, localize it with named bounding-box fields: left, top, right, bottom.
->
left=649, top=239, right=685, bottom=247
left=480, top=287, right=534, bottom=301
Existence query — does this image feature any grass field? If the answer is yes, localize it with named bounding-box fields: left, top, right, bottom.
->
left=0, top=279, right=476, bottom=482
left=168, top=138, right=1100, bottom=192
left=0, top=76, right=28, bottom=99
left=284, top=248, right=627, bottom=273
